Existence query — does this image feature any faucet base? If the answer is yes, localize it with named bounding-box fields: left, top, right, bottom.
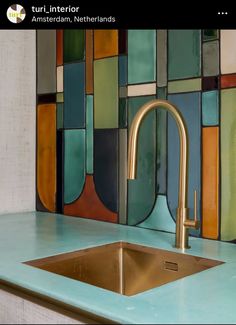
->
left=174, top=244, right=191, bottom=250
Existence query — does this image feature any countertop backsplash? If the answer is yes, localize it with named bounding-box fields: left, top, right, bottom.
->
left=36, top=29, right=236, bottom=243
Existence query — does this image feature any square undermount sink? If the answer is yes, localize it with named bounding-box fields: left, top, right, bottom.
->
left=24, top=242, right=224, bottom=296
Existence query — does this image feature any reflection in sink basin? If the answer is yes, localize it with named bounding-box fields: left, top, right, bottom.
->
left=24, top=242, right=224, bottom=296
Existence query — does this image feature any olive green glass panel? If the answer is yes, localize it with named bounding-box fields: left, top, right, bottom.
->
left=64, top=30, right=85, bottom=63
left=221, top=89, right=236, bottom=241
left=56, top=93, right=64, bottom=103
left=94, top=57, right=118, bottom=128
left=168, top=78, right=201, bottom=93
left=128, top=30, right=156, bottom=84
left=128, top=96, right=156, bottom=225
left=64, top=130, right=86, bottom=204
left=168, top=30, right=201, bottom=80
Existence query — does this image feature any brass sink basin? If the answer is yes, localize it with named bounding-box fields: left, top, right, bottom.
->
left=24, top=242, right=224, bottom=296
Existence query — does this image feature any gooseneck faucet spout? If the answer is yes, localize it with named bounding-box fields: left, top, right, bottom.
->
left=127, top=99, right=199, bottom=249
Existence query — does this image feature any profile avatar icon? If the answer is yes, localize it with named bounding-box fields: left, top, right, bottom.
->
left=7, top=4, right=26, bottom=23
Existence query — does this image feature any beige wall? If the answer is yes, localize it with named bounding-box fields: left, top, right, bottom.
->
left=0, top=285, right=97, bottom=324
left=0, top=30, right=36, bottom=214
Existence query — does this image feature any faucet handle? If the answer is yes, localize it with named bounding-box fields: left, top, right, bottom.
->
left=184, top=190, right=200, bottom=229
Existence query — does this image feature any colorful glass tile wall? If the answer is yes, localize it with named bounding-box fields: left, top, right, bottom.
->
left=36, top=29, right=236, bottom=243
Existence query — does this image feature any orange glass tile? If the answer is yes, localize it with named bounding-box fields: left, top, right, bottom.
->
left=202, top=127, right=219, bottom=239
left=221, top=74, right=236, bottom=89
left=86, top=30, right=94, bottom=94
left=94, top=30, right=118, bottom=59
left=37, top=104, right=56, bottom=212
left=64, top=175, right=118, bottom=223
left=56, top=30, right=63, bottom=66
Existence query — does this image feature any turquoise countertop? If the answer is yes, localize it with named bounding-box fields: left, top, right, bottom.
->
left=1, top=211, right=236, bottom=324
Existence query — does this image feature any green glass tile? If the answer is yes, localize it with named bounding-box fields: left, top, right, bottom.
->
left=86, top=95, right=93, bottom=174
left=119, top=129, right=127, bottom=224
left=64, top=30, right=85, bottom=63
left=127, top=95, right=156, bottom=225
left=57, top=103, right=63, bottom=129
left=128, top=30, right=156, bottom=84
left=168, top=30, right=201, bottom=80
left=119, top=98, right=127, bottom=128
left=202, top=91, right=219, bottom=126
left=203, top=41, right=219, bottom=77
left=203, top=29, right=218, bottom=41
left=138, top=195, right=175, bottom=232
left=157, top=87, right=167, bottom=100
left=168, top=78, right=201, bottom=93
left=64, top=130, right=85, bottom=204
left=221, top=88, right=236, bottom=241
left=119, top=86, right=127, bottom=98
left=94, top=57, right=118, bottom=128
left=37, top=30, right=56, bottom=94
left=56, top=93, right=64, bottom=103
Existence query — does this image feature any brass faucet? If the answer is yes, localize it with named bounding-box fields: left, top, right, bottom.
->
left=127, top=99, right=199, bottom=249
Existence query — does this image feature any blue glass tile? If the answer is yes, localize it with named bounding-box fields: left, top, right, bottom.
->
left=167, top=92, right=201, bottom=236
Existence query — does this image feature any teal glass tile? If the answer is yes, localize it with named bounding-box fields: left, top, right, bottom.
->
left=56, top=103, right=63, bottom=129
left=64, top=30, right=85, bottom=63
left=156, top=86, right=167, bottom=194
left=64, top=62, right=85, bottom=128
left=138, top=195, right=175, bottom=233
left=64, top=130, right=86, bottom=204
left=119, top=55, right=127, bottom=86
left=119, top=98, right=127, bottom=128
left=202, top=91, right=219, bottom=126
left=203, top=29, right=218, bottom=41
left=86, top=95, right=93, bottom=174
left=128, top=30, right=156, bottom=84
left=156, top=114, right=167, bottom=194
left=168, top=30, right=201, bottom=80
left=127, top=95, right=156, bottom=225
